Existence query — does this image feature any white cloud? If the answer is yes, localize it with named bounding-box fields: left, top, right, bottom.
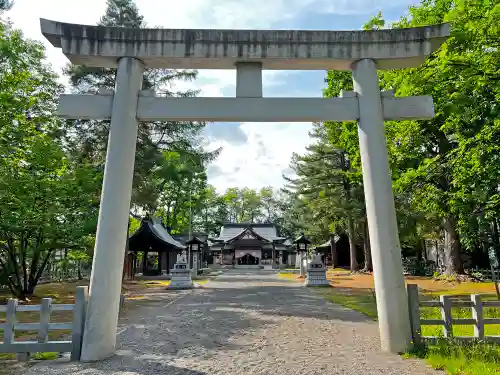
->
left=5, top=0, right=350, bottom=192
left=208, top=122, right=312, bottom=192
left=141, top=0, right=317, bottom=29
left=5, top=0, right=322, bottom=80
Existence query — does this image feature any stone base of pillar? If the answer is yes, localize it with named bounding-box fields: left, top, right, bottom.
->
left=304, top=271, right=330, bottom=287
left=304, top=254, right=330, bottom=287
left=167, top=263, right=193, bottom=289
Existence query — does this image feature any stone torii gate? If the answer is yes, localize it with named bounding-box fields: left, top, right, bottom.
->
left=40, top=19, right=449, bottom=361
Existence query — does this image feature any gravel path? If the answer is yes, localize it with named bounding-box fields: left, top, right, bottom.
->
left=23, top=269, right=438, bottom=375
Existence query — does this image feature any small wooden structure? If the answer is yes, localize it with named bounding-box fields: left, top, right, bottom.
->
left=172, top=232, right=210, bottom=268
left=315, top=233, right=363, bottom=268
left=126, top=216, right=185, bottom=278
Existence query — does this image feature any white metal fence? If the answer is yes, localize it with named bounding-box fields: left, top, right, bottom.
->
left=0, top=286, right=88, bottom=361
left=407, top=284, right=500, bottom=344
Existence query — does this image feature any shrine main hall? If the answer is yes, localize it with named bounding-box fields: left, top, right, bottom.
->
left=209, top=223, right=296, bottom=268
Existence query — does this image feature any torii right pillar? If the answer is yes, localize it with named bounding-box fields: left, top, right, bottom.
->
left=352, top=58, right=410, bottom=353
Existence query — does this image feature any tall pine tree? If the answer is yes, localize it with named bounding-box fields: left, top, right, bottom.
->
left=0, top=0, right=13, bottom=11
left=63, top=0, right=218, bottom=214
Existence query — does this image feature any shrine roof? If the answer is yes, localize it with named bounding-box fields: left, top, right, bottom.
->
left=129, top=217, right=185, bottom=251
left=274, top=244, right=295, bottom=252
left=172, top=232, right=209, bottom=245
left=215, top=223, right=284, bottom=243
left=316, top=235, right=342, bottom=249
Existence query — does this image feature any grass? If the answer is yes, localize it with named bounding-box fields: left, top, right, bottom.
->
left=0, top=352, right=59, bottom=360
left=280, top=269, right=500, bottom=374
left=323, top=287, right=378, bottom=319
left=277, top=273, right=299, bottom=281
left=139, top=280, right=171, bottom=287
left=133, top=278, right=209, bottom=289
left=406, top=339, right=500, bottom=375
left=0, top=281, right=89, bottom=305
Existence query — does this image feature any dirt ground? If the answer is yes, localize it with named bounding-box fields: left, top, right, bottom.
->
left=22, top=270, right=439, bottom=375
left=321, top=268, right=498, bottom=295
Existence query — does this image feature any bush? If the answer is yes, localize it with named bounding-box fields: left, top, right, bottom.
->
left=403, top=257, right=434, bottom=276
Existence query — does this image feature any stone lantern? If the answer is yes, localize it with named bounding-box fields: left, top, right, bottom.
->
left=275, top=250, right=281, bottom=269
left=293, top=232, right=311, bottom=277
left=167, top=250, right=193, bottom=289
left=186, top=236, right=204, bottom=276
left=305, top=253, right=330, bottom=287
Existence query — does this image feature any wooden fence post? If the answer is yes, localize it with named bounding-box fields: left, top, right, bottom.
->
left=4, top=299, right=29, bottom=361
left=471, top=294, right=485, bottom=340
left=18, top=297, right=52, bottom=362
left=490, top=265, right=500, bottom=299
left=407, top=284, right=422, bottom=344
left=440, top=295, right=453, bottom=338
left=4, top=299, right=17, bottom=344
left=71, top=286, right=88, bottom=361
left=38, top=298, right=52, bottom=343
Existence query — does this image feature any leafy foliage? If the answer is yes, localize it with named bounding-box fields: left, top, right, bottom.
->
left=0, top=20, right=100, bottom=299
left=282, top=0, right=500, bottom=275
left=0, top=0, right=13, bottom=11
left=188, top=186, right=292, bottom=238
left=63, top=0, right=219, bottom=216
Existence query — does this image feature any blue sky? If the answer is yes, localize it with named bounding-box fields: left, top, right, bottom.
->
left=6, top=0, right=419, bottom=192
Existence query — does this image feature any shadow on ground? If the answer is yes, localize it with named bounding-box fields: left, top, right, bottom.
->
left=112, top=272, right=373, bottom=367
left=22, top=355, right=210, bottom=375
left=191, top=284, right=372, bottom=323
left=22, top=270, right=378, bottom=375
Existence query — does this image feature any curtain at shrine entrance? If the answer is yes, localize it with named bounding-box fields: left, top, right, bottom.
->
left=235, top=250, right=261, bottom=259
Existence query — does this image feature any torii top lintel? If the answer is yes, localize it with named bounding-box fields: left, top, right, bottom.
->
left=40, top=19, right=449, bottom=71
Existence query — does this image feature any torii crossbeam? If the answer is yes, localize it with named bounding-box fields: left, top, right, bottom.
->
left=58, top=91, right=434, bottom=122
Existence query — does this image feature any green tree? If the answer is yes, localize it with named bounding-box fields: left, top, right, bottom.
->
left=67, top=250, right=91, bottom=280
left=196, top=185, right=229, bottom=237
left=223, top=187, right=243, bottom=222
left=0, top=0, right=13, bottom=11
left=0, top=21, right=100, bottom=299
left=374, top=0, right=500, bottom=274
left=64, top=0, right=217, bottom=215
left=240, top=188, right=263, bottom=223
left=283, top=122, right=366, bottom=271
left=154, top=151, right=209, bottom=233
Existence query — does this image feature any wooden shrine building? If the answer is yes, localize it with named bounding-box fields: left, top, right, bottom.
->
left=126, top=216, right=185, bottom=277
left=209, top=223, right=296, bottom=268
left=314, top=233, right=363, bottom=268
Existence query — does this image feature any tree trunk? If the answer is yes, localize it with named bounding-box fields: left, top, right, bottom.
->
left=443, top=216, right=464, bottom=274
left=122, top=222, right=130, bottom=282
left=422, top=239, right=428, bottom=261
left=362, top=219, right=372, bottom=272
left=347, top=216, right=359, bottom=272
left=491, top=219, right=500, bottom=265
left=8, top=277, right=35, bottom=301
left=416, top=239, right=423, bottom=262
left=329, top=233, right=338, bottom=268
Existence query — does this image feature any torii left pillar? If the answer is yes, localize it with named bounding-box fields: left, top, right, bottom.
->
left=80, top=57, right=144, bottom=361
